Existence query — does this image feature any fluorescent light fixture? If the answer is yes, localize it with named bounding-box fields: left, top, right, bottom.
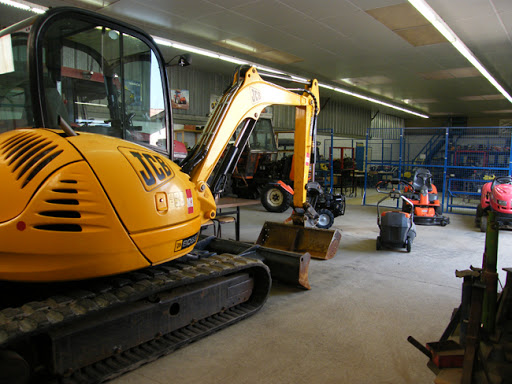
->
left=0, top=0, right=29, bottom=11
left=333, top=87, right=429, bottom=118
left=153, top=35, right=429, bottom=118
left=153, top=37, right=173, bottom=47
left=290, top=75, right=309, bottom=84
left=254, top=65, right=285, bottom=75
left=30, top=5, right=44, bottom=13
left=221, top=39, right=257, bottom=53
left=0, top=0, right=47, bottom=13
left=171, top=42, right=220, bottom=59
left=408, top=0, right=512, bottom=104
left=319, top=83, right=428, bottom=118
left=218, top=55, right=247, bottom=65
left=408, top=0, right=455, bottom=42
left=154, top=37, right=244, bottom=62
left=319, top=83, right=335, bottom=90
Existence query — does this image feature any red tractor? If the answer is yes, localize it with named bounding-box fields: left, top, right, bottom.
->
left=403, top=168, right=450, bottom=226
left=475, top=176, right=512, bottom=232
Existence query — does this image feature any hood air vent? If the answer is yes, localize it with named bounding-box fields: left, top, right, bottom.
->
left=36, top=178, right=83, bottom=232
left=0, top=131, right=63, bottom=189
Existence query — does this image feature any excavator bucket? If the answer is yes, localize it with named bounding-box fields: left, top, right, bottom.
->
left=196, top=235, right=311, bottom=289
left=256, top=221, right=342, bottom=260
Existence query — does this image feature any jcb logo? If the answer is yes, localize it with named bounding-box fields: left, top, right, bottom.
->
left=120, top=147, right=174, bottom=191
left=251, top=87, right=261, bottom=103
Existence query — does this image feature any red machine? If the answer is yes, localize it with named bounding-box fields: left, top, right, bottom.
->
left=403, top=168, right=449, bottom=226
left=475, top=175, right=512, bottom=232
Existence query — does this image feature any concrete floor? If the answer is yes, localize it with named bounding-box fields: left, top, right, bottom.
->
left=112, top=196, right=512, bottom=384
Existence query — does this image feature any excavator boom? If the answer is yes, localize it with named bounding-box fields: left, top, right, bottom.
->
left=183, top=65, right=318, bottom=211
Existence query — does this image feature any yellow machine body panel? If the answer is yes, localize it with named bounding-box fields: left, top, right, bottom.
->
left=0, top=129, right=205, bottom=282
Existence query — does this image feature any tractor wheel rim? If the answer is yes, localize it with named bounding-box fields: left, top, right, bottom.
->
left=269, top=189, right=283, bottom=206
left=318, top=214, right=330, bottom=226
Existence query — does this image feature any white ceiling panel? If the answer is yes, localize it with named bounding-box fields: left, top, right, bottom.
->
left=493, top=0, right=512, bottom=13
left=319, top=7, right=388, bottom=39
left=229, top=1, right=313, bottom=31
left=132, top=0, right=224, bottom=20
left=278, top=0, right=360, bottom=21
left=430, top=0, right=496, bottom=22
left=1, top=0, right=512, bottom=119
left=348, top=0, right=408, bottom=11
left=104, top=0, right=188, bottom=30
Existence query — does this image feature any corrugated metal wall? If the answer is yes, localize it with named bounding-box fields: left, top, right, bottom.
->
left=318, top=100, right=371, bottom=137
left=369, top=110, right=404, bottom=139
left=273, top=99, right=378, bottom=137
left=169, top=67, right=231, bottom=125
left=272, top=105, right=296, bottom=130
left=168, top=67, right=405, bottom=137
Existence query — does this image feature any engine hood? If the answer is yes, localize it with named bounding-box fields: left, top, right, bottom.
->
left=65, top=131, right=200, bottom=233
left=494, top=183, right=512, bottom=200
left=1, top=128, right=203, bottom=234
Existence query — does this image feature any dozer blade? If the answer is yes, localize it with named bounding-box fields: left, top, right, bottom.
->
left=256, top=221, right=342, bottom=260
left=196, top=235, right=311, bottom=289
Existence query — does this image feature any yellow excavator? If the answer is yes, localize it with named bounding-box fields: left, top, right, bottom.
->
left=0, top=7, right=340, bottom=383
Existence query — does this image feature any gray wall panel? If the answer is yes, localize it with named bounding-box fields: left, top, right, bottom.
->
left=168, top=67, right=404, bottom=139
left=169, top=67, right=231, bottom=125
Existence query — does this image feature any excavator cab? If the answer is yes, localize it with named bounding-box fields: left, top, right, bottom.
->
left=1, top=10, right=170, bottom=151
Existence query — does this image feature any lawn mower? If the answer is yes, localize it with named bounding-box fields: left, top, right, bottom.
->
left=305, top=181, right=346, bottom=229
left=475, top=175, right=512, bottom=232
left=376, top=179, right=417, bottom=252
left=403, top=168, right=450, bottom=226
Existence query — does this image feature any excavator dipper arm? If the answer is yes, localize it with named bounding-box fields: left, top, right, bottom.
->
left=181, top=65, right=320, bottom=214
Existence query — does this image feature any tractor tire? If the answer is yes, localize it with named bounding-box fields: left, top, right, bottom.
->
left=260, top=184, right=292, bottom=213
left=480, top=215, right=488, bottom=233
left=317, top=208, right=335, bottom=229
left=339, top=199, right=346, bottom=216
left=475, top=204, right=483, bottom=226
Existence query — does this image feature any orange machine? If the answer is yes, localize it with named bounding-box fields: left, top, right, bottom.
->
left=403, top=168, right=450, bottom=226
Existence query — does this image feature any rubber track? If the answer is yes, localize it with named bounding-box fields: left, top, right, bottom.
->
left=61, top=303, right=258, bottom=384
left=0, top=252, right=270, bottom=383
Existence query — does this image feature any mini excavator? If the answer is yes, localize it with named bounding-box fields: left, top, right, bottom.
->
left=0, top=7, right=340, bottom=383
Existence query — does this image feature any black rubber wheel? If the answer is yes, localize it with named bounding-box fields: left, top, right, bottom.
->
left=376, top=236, right=382, bottom=250
left=339, top=198, right=346, bottom=216
left=480, top=215, right=488, bottom=233
left=317, top=208, right=335, bottom=229
left=441, top=219, right=447, bottom=227
left=0, top=350, right=30, bottom=384
left=406, top=240, right=412, bottom=253
left=475, top=203, right=483, bottom=226
left=260, top=184, right=292, bottom=213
